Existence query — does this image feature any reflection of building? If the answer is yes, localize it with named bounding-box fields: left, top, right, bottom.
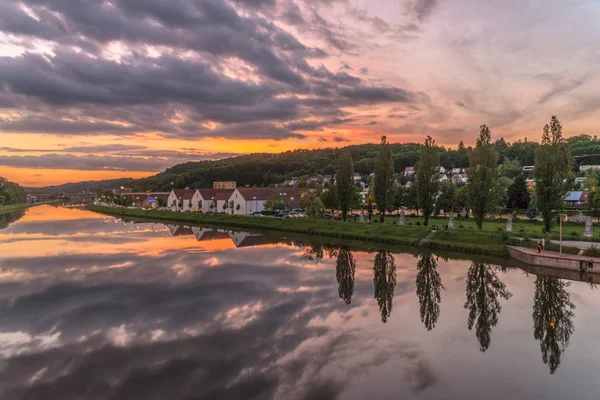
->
left=191, top=227, right=231, bottom=241
left=167, top=225, right=276, bottom=248
left=229, top=231, right=275, bottom=248
left=167, top=225, right=194, bottom=236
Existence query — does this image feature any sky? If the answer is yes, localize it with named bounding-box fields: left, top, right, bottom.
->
left=1, top=0, right=600, bottom=187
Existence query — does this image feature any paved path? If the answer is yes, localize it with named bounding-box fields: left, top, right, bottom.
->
left=519, top=237, right=600, bottom=249
left=419, top=230, right=436, bottom=246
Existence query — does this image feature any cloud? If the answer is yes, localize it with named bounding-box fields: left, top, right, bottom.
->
left=405, top=0, right=438, bottom=22
left=0, top=152, right=235, bottom=172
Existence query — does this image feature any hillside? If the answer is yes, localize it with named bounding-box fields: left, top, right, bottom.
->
left=28, top=178, right=135, bottom=194
left=29, top=134, right=600, bottom=193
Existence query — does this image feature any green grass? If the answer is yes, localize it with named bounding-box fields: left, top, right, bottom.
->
left=87, top=205, right=521, bottom=257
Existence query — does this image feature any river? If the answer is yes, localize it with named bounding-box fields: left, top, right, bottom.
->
left=0, top=205, right=599, bottom=399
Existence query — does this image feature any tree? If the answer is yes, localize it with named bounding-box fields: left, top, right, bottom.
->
left=467, top=125, right=498, bottom=229
left=336, top=150, right=354, bottom=221
left=392, top=185, right=406, bottom=213
left=506, top=175, right=530, bottom=209
left=526, top=196, right=538, bottom=220
left=336, top=248, right=356, bottom=305
left=321, top=185, right=339, bottom=212
left=222, top=202, right=227, bottom=211
left=178, top=198, right=184, bottom=209
left=236, top=203, right=241, bottom=213
left=373, top=136, right=395, bottom=222
left=415, top=254, right=444, bottom=331
left=158, top=197, right=167, bottom=207
left=532, top=277, right=575, bottom=374
left=464, top=263, right=512, bottom=352
left=365, top=189, right=375, bottom=222
left=416, top=136, right=440, bottom=225
left=373, top=251, right=397, bottom=323
left=583, top=167, right=599, bottom=191
left=264, top=195, right=285, bottom=212
left=435, top=181, right=455, bottom=216
left=589, top=188, right=600, bottom=222
left=300, top=191, right=324, bottom=217
left=454, top=185, right=469, bottom=215
left=535, top=116, right=572, bottom=233
left=403, top=184, right=418, bottom=215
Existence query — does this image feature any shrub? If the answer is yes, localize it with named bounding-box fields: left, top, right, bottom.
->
left=583, top=246, right=600, bottom=257
left=459, top=224, right=464, bottom=228
left=570, top=232, right=578, bottom=237
left=416, top=221, right=421, bottom=226
left=408, top=222, right=413, bottom=225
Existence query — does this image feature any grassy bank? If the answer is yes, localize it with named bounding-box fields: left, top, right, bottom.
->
left=0, top=203, right=37, bottom=216
left=87, top=204, right=511, bottom=256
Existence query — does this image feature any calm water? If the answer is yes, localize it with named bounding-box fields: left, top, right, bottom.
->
left=1, top=206, right=599, bottom=399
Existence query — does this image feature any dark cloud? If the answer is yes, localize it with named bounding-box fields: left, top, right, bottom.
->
left=405, top=0, right=438, bottom=22
left=333, top=136, right=350, bottom=142
left=0, top=0, right=422, bottom=157
left=0, top=152, right=234, bottom=172
left=360, top=67, right=369, bottom=75
left=455, top=101, right=469, bottom=109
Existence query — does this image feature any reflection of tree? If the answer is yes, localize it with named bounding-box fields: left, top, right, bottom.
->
left=373, top=251, right=397, bottom=323
left=0, top=210, right=26, bottom=230
left=302, top=244, right=338, bottom=263
left=464, top=262, right=512, bottom=352
left=532, top=277, right=575, bottom=374
left=336, top=248, right=356, bottom=305
left=416, top=254, right=444, bottom=331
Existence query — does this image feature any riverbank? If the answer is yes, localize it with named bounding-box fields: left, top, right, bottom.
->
left=0, top=203, right=39, bottom=216
left=87, top=204, right=511, bottom=256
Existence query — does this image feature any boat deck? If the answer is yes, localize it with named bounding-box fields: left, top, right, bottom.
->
left=506, top=245, right=600, bottom=274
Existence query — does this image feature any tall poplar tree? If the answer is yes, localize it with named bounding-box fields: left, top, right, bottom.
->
left=467, top=125, right=498, bottom=229
left=373, top=136, right=395, bottom=222
left=336, top=150, right=354, bottom=221
left=416, top=136, right=440, bottom=226
left=534, top=116, right=572, bottom=233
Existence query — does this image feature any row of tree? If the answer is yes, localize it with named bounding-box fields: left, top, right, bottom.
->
left=0, top=177, right=27, bottom=206
left=304, top=245, right=575, bottom=374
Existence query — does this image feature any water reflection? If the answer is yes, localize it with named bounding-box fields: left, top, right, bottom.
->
left=464, top=263, right=512, bottom=352
left=373, top=251, right=397, bottom=323
left=0, top=210, right=25, bottom=229
left=335, top=248, right=356, bottom=305
left=2, top=206, right=600, bottom=398
left=532, top=277, right=576, bottom=374
left=415, top=254, right=444, bottom=331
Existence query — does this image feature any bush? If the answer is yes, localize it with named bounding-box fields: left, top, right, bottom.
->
left=459, top=224, right=464, bottom=228
left=497, top=227, right=503, bottom=232
left=583, top=246, right=600, bottom=257
left=416, top=221, right=421, bottom=226
left=408, top=222, right=413, bottom=225
left=570, top=232, right=578, bottom=237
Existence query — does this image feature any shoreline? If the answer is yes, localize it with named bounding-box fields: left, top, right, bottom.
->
left=86, top=204, right=510, bottom=257
left=0, top=203, right=41, bottom=216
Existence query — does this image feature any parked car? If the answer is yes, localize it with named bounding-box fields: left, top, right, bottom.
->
left=273, top=212, right=286, bottom=218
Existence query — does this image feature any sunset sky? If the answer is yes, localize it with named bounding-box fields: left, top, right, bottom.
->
left=1, top=0, right=600, bottom=186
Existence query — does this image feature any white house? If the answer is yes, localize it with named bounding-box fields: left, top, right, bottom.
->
left=168, top=189, right=201, bottom=211
left=197, top=189, right=235, bottom=213
left=452, top=174, right=468, bottom=185
left=580, top=165, right=600, bottom=172
left=451, top=168, right=464, bottom=174
left=404, top=167, right=415, bottom=176
left=229, top=188, right=309, bottom=215
left=353, top=173, right=362, bottom=182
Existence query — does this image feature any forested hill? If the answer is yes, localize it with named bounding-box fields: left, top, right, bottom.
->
left=28, top=178, right=135, bottom=194
left=0, top=177, right=27, bottom=205
left=134, top=138, right=543, bottom=191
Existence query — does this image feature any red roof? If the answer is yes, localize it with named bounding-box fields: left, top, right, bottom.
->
left=197, top=189, right=235, bottom=201
left=172, top=189, right=197, bottom=200
left=236, top=188, right=309, bottom=208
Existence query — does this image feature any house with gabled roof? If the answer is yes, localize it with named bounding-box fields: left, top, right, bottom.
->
left=167, top=189, right=201, bottom=211
left=229, top=188, right=309, bottom=215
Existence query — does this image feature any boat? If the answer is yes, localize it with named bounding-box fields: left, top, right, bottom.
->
left=506, top=245, right=600, bottom=274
